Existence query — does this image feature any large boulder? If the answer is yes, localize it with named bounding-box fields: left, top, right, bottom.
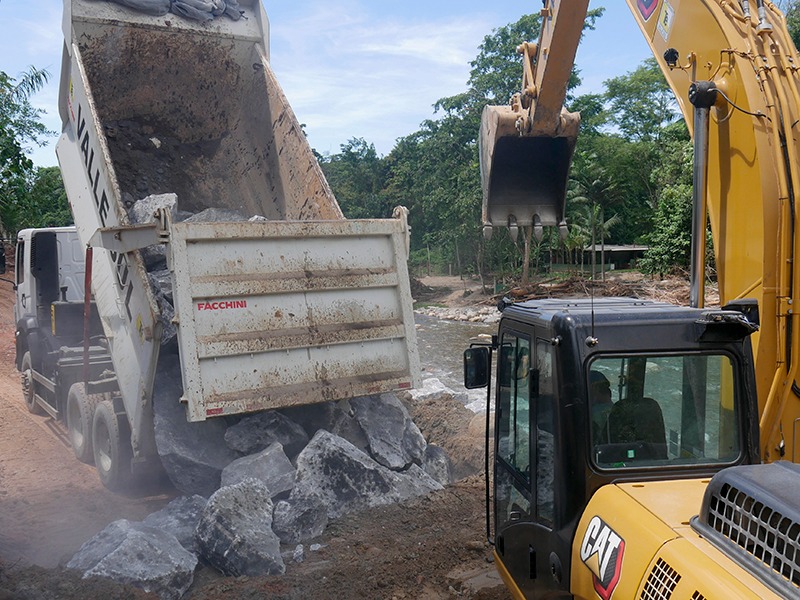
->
left=224, top=410, right=309, bottom=459
left=290, top=430, right=442, bottom=520
left=153, top=354, right=239, bottom=496
left=220, top=442, right=296, bottom=498
left=66, top=519, right=197, bottom=600
left=350, top=393, right=426, bottom=471
left=195, top=478, right=285, bottom=577
left=142, top=495, right=207, bottom=555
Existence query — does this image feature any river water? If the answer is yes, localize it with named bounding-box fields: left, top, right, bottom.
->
left=413, top=313, right=495, bottom=408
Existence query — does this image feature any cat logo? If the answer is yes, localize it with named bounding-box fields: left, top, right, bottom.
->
left=580, top=516, right=625, bottom=600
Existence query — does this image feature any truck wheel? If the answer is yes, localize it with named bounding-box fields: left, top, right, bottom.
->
left=67, top=383, right=102, bottom=464
left=20, top=352, right=43, bottom=415
left=92, top=400, right=132, bottom=491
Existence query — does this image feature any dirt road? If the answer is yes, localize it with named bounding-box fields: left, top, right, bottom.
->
left=0, top=274, right=508, bottom=599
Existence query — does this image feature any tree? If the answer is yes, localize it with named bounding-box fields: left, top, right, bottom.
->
left=25, top=167, right=71, bottom=228
left=569, top=153, right=623, bottom=280
left=0, top=66, right=52, bottom=238
left=603, top=57, right=679, bottom=144
left=320, top=138, right=391, bottom=219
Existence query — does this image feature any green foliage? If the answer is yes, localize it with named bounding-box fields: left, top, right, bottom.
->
left=319, top=10, right=697, bottom=281
left=0, top=67, right=54, bottom=239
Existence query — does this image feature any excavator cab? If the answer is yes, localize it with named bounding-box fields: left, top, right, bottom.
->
left=478, top=1, right=588, bottom=241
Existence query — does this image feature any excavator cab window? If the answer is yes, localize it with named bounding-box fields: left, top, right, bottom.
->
left=589, top=353, right=741, bottom=469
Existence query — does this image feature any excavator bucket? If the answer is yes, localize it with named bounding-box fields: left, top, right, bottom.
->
left=479, top=0, right=587, bottom=240
left=479, top=104, right=578, bottom=239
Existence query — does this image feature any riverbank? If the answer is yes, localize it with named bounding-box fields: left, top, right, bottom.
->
left=414, top=272, right=718, bottom=322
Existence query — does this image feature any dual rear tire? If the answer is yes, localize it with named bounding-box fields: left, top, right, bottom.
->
left=66, top=383, right=132, bottom=491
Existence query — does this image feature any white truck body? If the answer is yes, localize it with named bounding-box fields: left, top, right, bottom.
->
left=49, top=0, right=420, bottom=465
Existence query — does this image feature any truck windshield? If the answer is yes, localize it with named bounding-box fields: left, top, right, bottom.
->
left=588, top=353, right=740, bottom=469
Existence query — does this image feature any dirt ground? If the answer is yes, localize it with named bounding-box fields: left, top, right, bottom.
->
left=0, top=271, right=509, bottom=599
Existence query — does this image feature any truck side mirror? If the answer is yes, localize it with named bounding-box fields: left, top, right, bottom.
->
left=464, top=347, right=490, bottom=389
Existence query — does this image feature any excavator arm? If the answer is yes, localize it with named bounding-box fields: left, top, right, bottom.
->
left=479, top=0, right=589, bottom=241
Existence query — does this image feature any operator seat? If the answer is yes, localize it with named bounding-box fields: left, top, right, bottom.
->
left=606, top=396, right=668, bottom=460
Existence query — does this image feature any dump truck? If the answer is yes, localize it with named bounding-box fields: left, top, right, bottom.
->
left=13, top=0, right=419, bottom=490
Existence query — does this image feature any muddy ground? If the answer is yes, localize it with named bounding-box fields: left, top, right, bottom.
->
left=0, top=271, right=508, bottom=599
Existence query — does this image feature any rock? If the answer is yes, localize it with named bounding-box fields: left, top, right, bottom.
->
left=220, top=442, right=295, bottom=498
left=142, top=495, right=207, bottom=555
left=127, top=193, right=177, bottom=225
left=183, top=207, right=249, bottom=222
left=271, top=494, right=328, bottom=544
left=67, top=519, right=196, bottom=600
left=422, top=444, right=452, bottom=486
left=196, top=478, right=285, bottom=577
left=153, top=354, right=238, bottom=496
left=282, top=399, right=370, bottom=454
left=292, top=544, right=304, bottom=563
left=350, top=393, right=426, bottom=470
left=406, top=385, right=485, bottom=480
left=148, top=270, right=177, bottom=347
left=290, top=430, right=442, bottom=520
left=224, top=410, right=309, bottom=459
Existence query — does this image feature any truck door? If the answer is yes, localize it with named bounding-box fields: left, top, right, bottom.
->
left=14, top=235, right=31, bottom=325
left=494, top=328, right=560, bottom=597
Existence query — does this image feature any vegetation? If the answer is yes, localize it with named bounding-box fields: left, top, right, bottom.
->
left=0, top=67, right=70, bottom=241
left=5, top=7, right=800, bottom=284
left=317, top=11, right=697, bottom=282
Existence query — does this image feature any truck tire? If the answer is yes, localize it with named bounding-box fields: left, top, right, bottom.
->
left=20, top=352, right=43, bottom=415
left=67, top=383, right=103, bottom=464
left=92, top=400, right=132, bottom=491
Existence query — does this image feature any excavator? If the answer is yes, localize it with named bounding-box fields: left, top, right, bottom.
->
left=466, top=0, right=800, bottom=598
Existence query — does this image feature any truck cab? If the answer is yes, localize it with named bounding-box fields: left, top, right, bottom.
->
left=15, top=227, right=86, bottom=367
left=465, top=298, right=764, bottom=598
left=14, top=227, right=107, bottom=420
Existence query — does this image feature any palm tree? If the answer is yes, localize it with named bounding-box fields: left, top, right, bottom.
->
left=569, top=154, right=624, bottom=280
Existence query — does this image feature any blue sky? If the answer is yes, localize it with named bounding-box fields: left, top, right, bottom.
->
left=0, top=0, right=651, bottom=167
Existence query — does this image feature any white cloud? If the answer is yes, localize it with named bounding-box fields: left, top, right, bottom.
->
left=269, top=2, right=494, bottom=155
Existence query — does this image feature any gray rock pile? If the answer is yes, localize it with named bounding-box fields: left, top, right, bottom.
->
left=72, top=389, right=453, bottom=597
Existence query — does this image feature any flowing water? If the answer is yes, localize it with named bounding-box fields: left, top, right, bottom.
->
left=414, top=313, right=495, bottom=408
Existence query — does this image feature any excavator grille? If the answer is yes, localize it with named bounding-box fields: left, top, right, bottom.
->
left=691, top=462, right=800, bottom=597
left=640, top=558, right=681, bottom=600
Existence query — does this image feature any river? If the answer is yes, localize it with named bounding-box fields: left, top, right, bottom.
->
left=414, top=313, right=495, bottom=409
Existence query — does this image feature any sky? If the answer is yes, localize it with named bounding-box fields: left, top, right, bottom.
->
left=0, top=0, right=652, bottom=167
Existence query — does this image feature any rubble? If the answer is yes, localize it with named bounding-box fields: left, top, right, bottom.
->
left=220, top=442, right=295, bottom=497
left=289, top=430, right=443, bottom=520
left=153, top=355, right=239, bottom=497
left=66, top=520, right=197, bottom=600
left=224, top=411, right=309, bottom=459
left=142, top=495, right=207, bottom=555
left=196, top=479, right=285, bottom=577
left=271, top=493, right=329, bottom=544
left=350, top=393, right=426, bottom=471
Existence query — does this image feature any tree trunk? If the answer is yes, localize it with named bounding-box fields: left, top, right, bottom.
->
left=522, top=226, right=532, bottom=284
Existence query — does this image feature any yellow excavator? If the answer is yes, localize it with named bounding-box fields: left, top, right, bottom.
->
left=466, top=1, right=800, bottom=597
